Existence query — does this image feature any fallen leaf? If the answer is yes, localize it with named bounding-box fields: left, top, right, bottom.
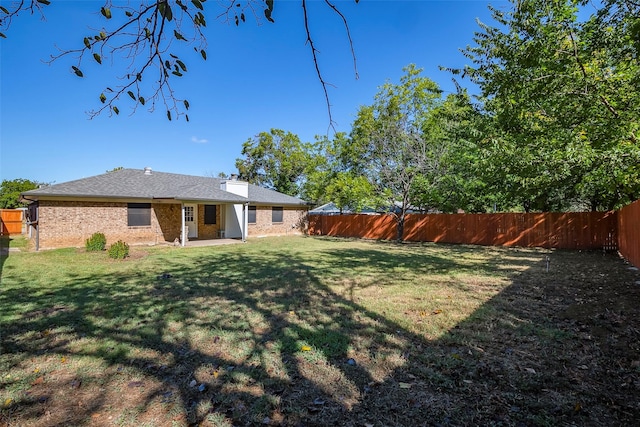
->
left=313, top=398, right=326, bottom=405
left=300, top=345, right=312, bottom=352
left=32, top=376, right=45, bottom=386
left=189, top=379, right=197, bottom=387
left=3, top=398, right=12, bottom=407
left=60, top=357, right=67, bottom=364
left=432, top=309, right=443, bottom=315
left=398, top=382, right=412, bottom=389
left=525, top=368, right=537, bottom=374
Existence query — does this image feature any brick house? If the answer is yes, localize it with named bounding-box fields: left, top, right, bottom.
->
left=20, top=168, right=309, bottom=250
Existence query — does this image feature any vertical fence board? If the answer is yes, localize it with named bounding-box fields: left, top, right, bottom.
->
left=618, top=200, right=640, bottom=268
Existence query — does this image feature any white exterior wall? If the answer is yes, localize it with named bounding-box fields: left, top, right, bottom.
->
left=220, top=180, right=249, bottom=239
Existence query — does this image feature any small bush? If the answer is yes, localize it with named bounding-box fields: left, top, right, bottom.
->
left=108, top=240, right=129, bottom=259
left=85, top=232, right=106, bottom=251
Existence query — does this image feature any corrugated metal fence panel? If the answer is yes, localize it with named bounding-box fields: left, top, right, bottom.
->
left=309, top=211, right=618, bottom=250
left=618, top=200, right=640, bottom=268
left=1, top=209, right=24, bottom=235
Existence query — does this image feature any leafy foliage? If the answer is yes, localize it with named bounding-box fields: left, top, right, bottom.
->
left=235, top=129, right=311, bottom=197
left=454, top=0, right=640, bottom=211
left=0, top=179, right=40, bottom=209
left=107, top=240, right=129, bottom=259
left=85, top=232, right=107, bottom=252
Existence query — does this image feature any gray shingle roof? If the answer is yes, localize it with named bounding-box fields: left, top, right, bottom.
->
left=22, top=168, right=308, bottom=206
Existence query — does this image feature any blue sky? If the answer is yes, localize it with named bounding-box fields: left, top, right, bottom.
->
left=1, top=0, right=509, bottom=184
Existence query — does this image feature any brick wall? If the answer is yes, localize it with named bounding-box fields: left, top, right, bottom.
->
left=37, top=200, right=182, bottom=249
left=34, top=201, right=304, bottom=249
left=248, top=206, right=307, bottom=237
left=197, top=204, right=222, bottom=239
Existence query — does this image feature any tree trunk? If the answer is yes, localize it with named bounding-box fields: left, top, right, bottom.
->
left=396, top=215, right=405, bottom=242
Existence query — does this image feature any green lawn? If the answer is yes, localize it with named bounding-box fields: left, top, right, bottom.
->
left=1, top=236, right=638, bottom=426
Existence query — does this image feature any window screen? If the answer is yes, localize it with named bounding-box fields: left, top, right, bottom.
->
left=128, top=203, right=151, bottom=226
left=272, top=206, right=283, bottom=223
left=248, top=206, right=256, bottom=224
left=204, top=205, right=216, bottom=225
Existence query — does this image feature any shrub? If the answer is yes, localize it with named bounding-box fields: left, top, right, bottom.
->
left=108, top=240, right=129, bottom=259
left=85, top=232, right=106, bottom=251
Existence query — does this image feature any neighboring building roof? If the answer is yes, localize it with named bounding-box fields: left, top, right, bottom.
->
left=309, top=202, right=378, bottom=215
left=21, top=168, right=308, bottom=206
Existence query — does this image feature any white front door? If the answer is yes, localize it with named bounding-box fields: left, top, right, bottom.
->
left=184, top=204, right=198, bottom=238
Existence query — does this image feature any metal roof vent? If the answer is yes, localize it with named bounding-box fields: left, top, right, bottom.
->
left=144, top=167, right=152, bottom=175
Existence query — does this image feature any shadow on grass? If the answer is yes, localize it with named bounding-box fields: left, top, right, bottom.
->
left=1, top=237, right=639, bottom=426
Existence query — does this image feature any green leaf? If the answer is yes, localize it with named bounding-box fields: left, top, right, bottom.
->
left=72, top=66, right=84, bottom=77
left=83, top=37, right=91, bottom=49
left=176, top=60, right=187, bottom=72
left=265, top=0, right=274, bottom=22
left=36, top=0, right=50, bottom=5
left=200, top=49, right=207, bottom=60
left=0, top=32, right=6, bottom=39
left=186, top=114, right=190, bottom=122
left=241, top=13, right=245, bottom=22
left=184, top=100, right=190, bottom=110
left=195, top=12, right=206, bottom=27
left=113, top=106, right=120, bottom=115
left=0, top=6, right=10, bottom=14
left=127, top=91, right=135, bottom=100
left=159, top=2, right=173, bottom=21
left=139, top=96, right=145, bottom=105
left=171, top=71, right=183, bottom=77
left=192, top=0, right=203, bottom=10
left=173, top=30, right=186, bottom=41
left=167, top=110, right=172, bottom=121
left=99, top=93, right=107, bottom=103
left=101, top=7, right=112, bottom=19
left=125, top=10, right=133, bottom=17
left=264, top=9, right=274, bottom=23
left=93, top=53, right=102, bottom=64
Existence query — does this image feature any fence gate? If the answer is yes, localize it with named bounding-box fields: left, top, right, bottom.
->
left=1, top=209, right=24, bottom=235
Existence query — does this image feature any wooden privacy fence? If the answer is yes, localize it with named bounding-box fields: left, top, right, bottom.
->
left=1, top=209, right=24, bottom=235
left=309, top=212, right=618, bottom=250
left=618, top=200, right=640, bottom=268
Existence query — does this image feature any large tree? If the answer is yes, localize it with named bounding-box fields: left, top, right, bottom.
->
left=455, top=0, right=640, bottom=211
left=235, top=128, right=311, bottom=196
left=302, top=132, right=376, bottom=212
left=0, top=0, right=358, bottom=122
left=352, top=64, right=446, bottom=241
left=0, top=179, right=40, bottom=209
